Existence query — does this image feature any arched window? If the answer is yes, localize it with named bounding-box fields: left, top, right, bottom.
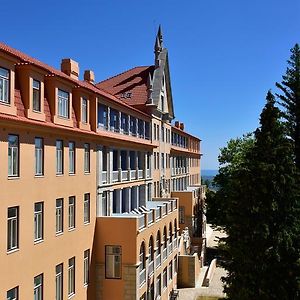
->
left=169, top=223, right=173, bottom=243
left=149, top=236, right=154, bottom=262
left=163, top=226, right=167, bottom=249
left=174, top=219, right=178, bottom=238
left=156, top=231, right=161, bottom=254
left=139, top=242, right=146, bottom=271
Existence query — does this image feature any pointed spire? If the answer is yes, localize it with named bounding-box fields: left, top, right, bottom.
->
left=154, top=25, right=163, bottom=54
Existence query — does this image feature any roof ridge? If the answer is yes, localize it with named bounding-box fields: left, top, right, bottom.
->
left=97, top=65, right=153, bottom=85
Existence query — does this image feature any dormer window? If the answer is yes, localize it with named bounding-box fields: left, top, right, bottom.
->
left=0, top=67, right=9, bottom=104
left=58, top=89, right=69, bottom=118
left=32, top=80, right=41, bottom=112
left=82, top=97, right=88, bottom=123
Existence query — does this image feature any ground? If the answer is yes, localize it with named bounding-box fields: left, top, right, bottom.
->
left=178, top=225, right=227, bottom=300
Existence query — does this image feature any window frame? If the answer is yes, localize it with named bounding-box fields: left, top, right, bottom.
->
left=84, top=143, right=90, bottom=173
left=82, top=97, right=88, bottom=124
left=68, top=257, right=75, bottom=297
left=56, top=140, right=64, bottom=175
left=57, top=89, right=69, bottom=119
left=68, top=141, right=75, bottom=174
left=32, top=79, right=41, bottom=112
left=34, top=274, right=43, bottom=300
left=7, top=206, right=19, bottom=252
left=105, top=245, right=122, bottom=279
left=68, top=196, right=76, bottom=230
left=35, top=137, right=44, bottom=176
left=84, top=193, right=90, bottom=224
left=56, top=198, right=64, bottom=234
left=34, top=202, right=44, bottom=242
left=55, top=264, right=63, bottom=300
left=8, top=134, right=19, bottom=177
left=7, top=286, right=18, bottom=300
left=84, top=249, right=90, bottom=286
left=0, top=67, right=10, bottom=104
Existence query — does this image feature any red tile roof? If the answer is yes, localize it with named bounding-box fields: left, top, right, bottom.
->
left=0, top=42, right=150, bottom=120
left=96, top=66, right=154, bottom=106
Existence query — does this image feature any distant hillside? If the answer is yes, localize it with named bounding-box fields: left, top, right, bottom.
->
left=202, top=169, right=218, bottom=177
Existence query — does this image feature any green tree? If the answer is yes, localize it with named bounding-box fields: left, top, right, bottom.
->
left=276, top=44, right=300, bottom=169
left=208, top=92, right=300, bottom=299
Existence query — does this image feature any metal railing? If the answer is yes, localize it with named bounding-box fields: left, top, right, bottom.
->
left=138, top=170, right=143, bottom=179
left=112, top=171, right=119, bottom=182
left=131, top=170, right=136, bottom=180
left=102, top=171, right=107, bottom=184
left=148, top=211, right=153, bottom=225
left=156, top=207, right=162, bottom=220
left=139, top=269, right=146, bottom=286
left=138, top=215, right=146, bottom=230
left=148, top=260, right=154, bottom=275
left=121, top=170, right=128, bottom=181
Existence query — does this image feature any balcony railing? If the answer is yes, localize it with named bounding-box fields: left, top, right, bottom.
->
left=102, top=171, right=107, bottom=184
left=139, top=269, right=146, bottom=286
left=156, top=253, right=161, bottom=267
left=155, top=207, right=162, bottom=220
left=148, top=260, right=154, bottom=275
left=163, top=247, right=167, bottom=261
left=131, top=170, right=136, bottom=180
left=121, top=170, right=128, bottom=181
left=138, top=169, right=143, bottom=179
left=112, top=171, right=118, bottom=182
left=146, top=169, right=150, bottom=178
left=138, top=214, right=146, bottom=230
left=168, top=242, right=173, bottom=253
left=148, top=211, right=153, bottom=225
left=162, top=205, right=167, bottom=216
left=173, top=237, right=177, bottom=249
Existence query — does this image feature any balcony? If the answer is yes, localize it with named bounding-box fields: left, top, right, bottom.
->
left=139, top=269, right=146, bottom=286
left=148, top=260, right=154, bottom=276
left=131, top=170, right=136, bottom=180
left=138, top=169, right=143, bottom=179
left=163, top=247, right=167, bottom=261
left=112, top=171, right=118, bottom=182
left=121, top=170, right=128, bottom=181
left=156, top=253, right=161, bottom=267
left=102, top=171, right=107, bottom=184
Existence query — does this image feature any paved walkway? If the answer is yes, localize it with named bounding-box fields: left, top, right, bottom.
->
left=178, top=225, right=227, bottom=300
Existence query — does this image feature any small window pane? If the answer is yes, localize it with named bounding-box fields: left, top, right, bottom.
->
left=105, top=245, right=122, bottom=279
left=0, top=67, right=9, bottom=104
left=33, top=80, right=41, bottom=112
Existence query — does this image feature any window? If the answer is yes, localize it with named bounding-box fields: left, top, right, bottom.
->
left=8, top=134, right=19, bottom=177
left=174, top=255, right=178, bottom=274
left=35, top=137, right=44, bottom=176
left=130, top=116, right=136, bottom=135
left=34, top=274, right=43, bottom=300
left=68, top=196, right=75, bottom=230
left=84, top=193, right=90, bottom=224
left=105, top=245, right=122, bottom=279
left=69, top=142, right=75, bottom=174
left=34, top=202, right=43, bottom=242
left=82, top=97, right=88, bottom=123
left=84, top=249, right=90, bottom=286
left=58, top=89, right=69, bottom=118
left=56, top=140, right=63, bottom=175
left=84, top=143, right=90, bottom=173
left=163, top=267, right=167, bottom=289
left=139, top=242, right=146, bottom=285
left=7, top=287, right=18, bottom=300
left=0, top=67, right=9, bottom=104
left=121, top=112, right=128, bottom=133
left=7, top=206, right=19, bottom=251
left=161, top=96, right=164, bottom=112
left=179, top=206, right=185, bottom=224
left=169, top=262, right=173, bottom=281
left=56, top=199, right=63, bottom=234
left=98, top=104, right=108, bottom=128
left=110, top=109, right=119, bottom=131
left=32, top=80, right=41, bottom=112
left=55, top=264, right=63, bottom=300
left=156, top=275, right=161, bottom=297
left=68, top=257, right=75, bottom=296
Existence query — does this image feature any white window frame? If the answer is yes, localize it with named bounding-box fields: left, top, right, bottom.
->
left=35, top=137, right=43, bottom=176
left=7, top=206, right=18, bottom=251
left=84, top=193, right=90, bottom=224
left=0, top=67, right=9, bottom=104
left=32, top=79, right=41, bottom=112
left=34, top=202, right=43, bottom=242
left=8, top=134, right=19, bottom=177
left=84, top=143, right=90, bottom=173
left=84, top=249, right=90, bottom=286
left=55, top=264, right=63, bottom=300
left=82, top=97, right=88, bottom=123
left=105, top=245, right=122, bottom=279
left=68, top=257, right=75, bottom=296
left=68, top=196, right=75, bottom=230
left=7, top=286, right=18, bottom=300
left=56, top=140, right=63, bottom=175
left=57, top=89, right=69, bottom=118
left=34, top=274, right=43, bottom=300
left=56, top=198, right=63, bottom=234
left=69, top=141, right=75, bottom=174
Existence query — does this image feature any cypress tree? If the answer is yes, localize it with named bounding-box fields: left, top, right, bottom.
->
left=209, top=92, right=300, bottom=299
left=276, top=44, right=300, bottom=169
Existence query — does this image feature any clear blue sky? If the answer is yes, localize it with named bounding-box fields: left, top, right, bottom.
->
left=2, top=0, right=300, bottom=169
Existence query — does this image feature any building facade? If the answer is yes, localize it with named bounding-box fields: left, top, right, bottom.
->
left=1, top=28, right=204, bottom=300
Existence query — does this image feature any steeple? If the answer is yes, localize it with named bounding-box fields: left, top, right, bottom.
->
left=154, top=25, right=163, bottom=55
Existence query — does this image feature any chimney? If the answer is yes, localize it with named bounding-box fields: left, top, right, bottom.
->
left=61, top=58, right=79, bottom=80
left=180, top=122, right=184, bottom=131
left=84, top=70, right=95, bottom=83
left=175, top=121, right=180, bottom=128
